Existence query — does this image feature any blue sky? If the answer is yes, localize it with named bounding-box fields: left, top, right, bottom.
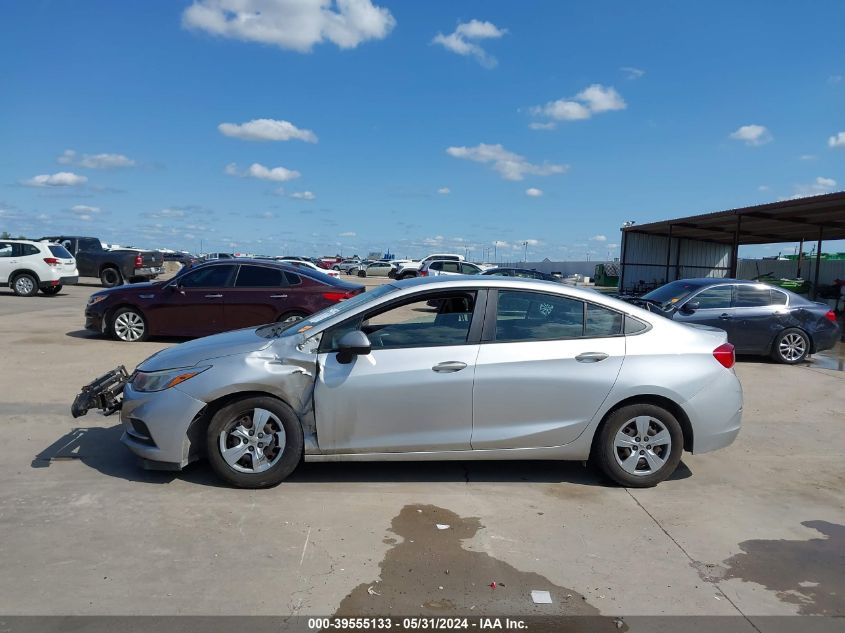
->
left=1, top=0, right=844, bottom=260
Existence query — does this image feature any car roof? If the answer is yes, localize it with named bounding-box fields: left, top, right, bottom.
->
left=391, top=274, right=613, bottom=300
left=182, top=257, right=362, bottom=288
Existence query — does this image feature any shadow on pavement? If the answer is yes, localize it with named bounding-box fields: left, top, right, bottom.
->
left=31, top=424, right=692, bottom=488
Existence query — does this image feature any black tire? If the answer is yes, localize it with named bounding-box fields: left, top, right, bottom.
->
left=100, top=267, right=123, bottom=288
left=40, top=285, right=62, bottom=296
left=771, top=327, right=810, bottom=364
left=332, top=265, right=340, bottom=271
left=277, top=311, right=307, bottom=324
left=388, top=270, right=396, bottom=279
left=206, top=396, right=303, bottom=488
left=397, top=272, right=416, bottom=280
left=594, top=403, right=684, bottom=488
left=110, top=307, right=148, bottom=342
left=11, top=273, right=38, bottom=297
left=357, top=270, right=366, bottom=277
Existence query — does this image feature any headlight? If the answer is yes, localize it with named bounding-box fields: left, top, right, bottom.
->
left=88, top=295, right=108, bottom=306
left=131, top=366, right=210, bottom=392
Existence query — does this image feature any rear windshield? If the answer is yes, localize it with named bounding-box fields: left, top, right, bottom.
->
left=48, top=244, right=73, bottom=259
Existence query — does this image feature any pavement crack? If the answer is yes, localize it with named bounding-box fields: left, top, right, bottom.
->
left=625, top=488, right=762, bottom=631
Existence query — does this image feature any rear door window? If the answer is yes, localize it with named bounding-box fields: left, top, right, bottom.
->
left=771, top=289, right=788, bottom=305
left=735, top=285, right=773, bottom=307
left=235, top=265, right=286, bottom=287
left=20, top=244, right=40, bottom=256
left=585, top=303, right=624, bottom=336
left=495, top=290, right=584, bottom=342
left=441, top=261, right=461, bottom=273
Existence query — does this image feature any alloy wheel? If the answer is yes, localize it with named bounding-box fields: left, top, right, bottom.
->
left=613, top=416, right=672, bottom=476
left=14, top=276, right=35, bottom=295
left=114, top=311, right=145, bottom=341
left=779, top=333, right=807, bottom=362
left=218, top=408, right=286, bottom=474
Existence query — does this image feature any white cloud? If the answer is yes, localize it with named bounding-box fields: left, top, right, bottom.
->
left=218, top=118, right=317, bottom=143
left=828, top=75, right=842, bottom=85
left=432, top=19, right=507, bottom=68
left=58, top=149, right=135, bottom=168
left=525, top=187, right=543, bottom=197
left=620, top=66, right=645, bottom=80
left=520, top=239, right=540, bottom=246
left=70, top=204, right=100, bottom=215
left=790, top=176, right=838, bottom=198
left=182, top=0, right=396, bottom=52
left=530, top=84, right=626, bottom=124
left=828, top=132, right=845, bottom=148
left=24, top=172, right=88, bottom=187
left=729, top=124, right=772, bottom=146
left=591, top=234, right=607, bottom=242
left=437, top=187, right=451, bottom=194
left=528, top=121, right=557, bottom=131
left=445, top=143, right=567, bottom=181
left=339, top=231, right=356, bottom=237
left=225, top=162, right=301, bottom=182
left=799, top=154, right=817, bottom=160
left=291, top=191, right=316, bottom=200
left=758, top=185, right=770, bottom=192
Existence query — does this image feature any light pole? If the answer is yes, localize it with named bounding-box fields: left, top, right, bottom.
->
left=522, top=241, right=528, bottom=263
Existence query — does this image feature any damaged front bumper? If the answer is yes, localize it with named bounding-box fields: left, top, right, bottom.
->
left=71, top=366, right=130, bottom=418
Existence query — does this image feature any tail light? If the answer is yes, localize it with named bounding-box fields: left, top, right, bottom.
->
left=43, top=257, right=60, bottom=266
left=419, top=270, right=428, bottom=277
left=713, top=343, right=735, bottom=369
left=134, top=254, right=144, bottom=268
left=825, top=310, right=837, bottom=323
left=323, top=291, right=356, bottom=302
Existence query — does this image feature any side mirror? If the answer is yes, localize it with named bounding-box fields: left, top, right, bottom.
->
left=680, top=300, right=700, bottom=314
left=336, top=330, right=372, bottom=364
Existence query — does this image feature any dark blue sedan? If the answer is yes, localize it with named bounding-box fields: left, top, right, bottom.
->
left=632, top=278, right=841, bottom=364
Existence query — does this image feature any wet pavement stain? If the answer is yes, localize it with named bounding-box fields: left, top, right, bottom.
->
left=335, top=504, right=620, bottom=629
left=722, top=520, right=845, bottom=615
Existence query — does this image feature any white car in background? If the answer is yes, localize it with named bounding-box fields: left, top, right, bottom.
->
left=356, top=261, right=394, bottom=277
left=419, top=260, right=483, bottom=277
left=394, top=254, right=464, bottom=280
left=0, top=239, right=79, bottom=296
left=275, top=258, right=340, bottom=278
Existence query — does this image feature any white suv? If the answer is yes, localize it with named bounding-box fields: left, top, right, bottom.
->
left=0, top=239, right=79, bottom=296
left=395, top=253, right=464, bottom=280
left=419, top=260, right=483, bottom=277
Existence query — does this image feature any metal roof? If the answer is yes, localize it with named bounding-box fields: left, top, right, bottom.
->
left=623, top=191, right=845, bottom=245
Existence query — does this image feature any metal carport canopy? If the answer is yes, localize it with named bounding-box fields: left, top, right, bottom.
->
left=624, top=190, right=845, bottom=245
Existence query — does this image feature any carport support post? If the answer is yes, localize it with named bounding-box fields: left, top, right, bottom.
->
left=797, top=239, right=804, bottom=278
left=729, top=215, right=741, bottom=278
left=813, top=227, right=823, bottom=299
left=664, top=224, right=673, bottom=284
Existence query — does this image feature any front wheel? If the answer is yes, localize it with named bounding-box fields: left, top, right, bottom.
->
left=594, top=404, right=684, bottom=488
left=278, top=311, right=307, bottom=324
left=772, top=328, right=810, bottom=364
left=206, top=397, right=304, bottom=488
left=111, top=307, right=148, bottom=342
left=40, top=285, right=62, bottom=296
left=357, top=270, right=366, bottom=277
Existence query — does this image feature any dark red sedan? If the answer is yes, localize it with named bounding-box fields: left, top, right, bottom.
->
left=84, top=259, right=365, bottom=342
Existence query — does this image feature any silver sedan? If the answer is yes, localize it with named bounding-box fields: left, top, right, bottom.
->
left=89, top=277, right=742, bottom=488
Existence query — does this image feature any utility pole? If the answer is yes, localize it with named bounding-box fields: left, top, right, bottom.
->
left=494, top=242, right=498, bottom=263
left=523, top=241, right=528, bottom=263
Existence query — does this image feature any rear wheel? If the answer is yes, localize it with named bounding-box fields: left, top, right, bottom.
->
left=111, top=307, right=147, bottom=342
left=771, top=328, right=810, bottom=364
left=206, top=396, right=303, bottom=488
left=100, top=267, right=122, bottom=287
left=12, top=273, right=38, bottom=297
left=594, top=404, right=683, bottom=488
left=40, top=285, right=62, bottom=296
left=398, top=271, right=416, bottom=280
left=357, top=270, right=366, bottom=277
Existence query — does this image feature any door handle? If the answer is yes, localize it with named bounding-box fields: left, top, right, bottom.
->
left=575, top=352, right=609, bottom=363
left=270, top=294, right=288, bottom=298
left=719, top=313, right=732, bottom=320
left=204, top=294, right=223, bottom=298
left=432, top=361, right=467, bottom=373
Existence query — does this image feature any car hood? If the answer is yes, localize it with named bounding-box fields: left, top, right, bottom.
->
left=138, top=327, right=274, bottom=371
left=92, top=279, right=166, bottom=298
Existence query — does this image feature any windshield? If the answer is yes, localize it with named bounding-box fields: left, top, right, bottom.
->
left=256, top=284, right=400, bottom=338
left=641, top=281, right=703, bottom=309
